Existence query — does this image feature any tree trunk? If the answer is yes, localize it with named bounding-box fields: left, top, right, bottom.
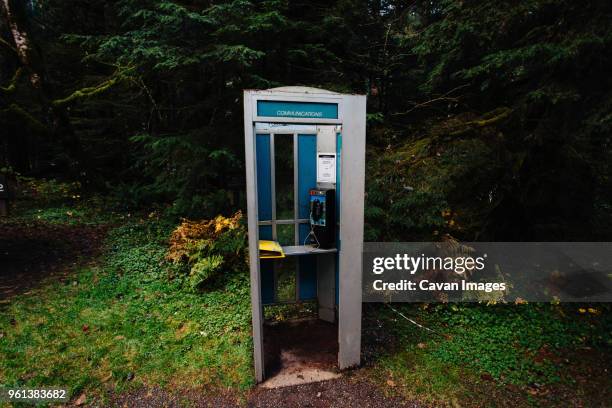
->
left=0, top=0, right=41, bottom=88
left=1, top=0, right=86, bottom=180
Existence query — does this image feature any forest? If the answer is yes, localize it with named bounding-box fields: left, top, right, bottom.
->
left=1, top=0, right=610, bottom=241
left=1, top=0, right=611, bottom=407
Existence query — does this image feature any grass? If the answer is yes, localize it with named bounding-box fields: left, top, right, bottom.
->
left=368, top=303, right=611, bottom=406
left=376, top=349, right=477, bottom=406
left=7, top=177, right=137, bottom=226
left=0, top=219, right=254, bottom=404
left=13, top=205, right=121, bottom=226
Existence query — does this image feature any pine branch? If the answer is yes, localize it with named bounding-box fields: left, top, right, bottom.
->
left=0, top=66, right=23, bottom=94
left=51, top=67, right=134, bottom=107
left=448, top=107, right=513, bottom=136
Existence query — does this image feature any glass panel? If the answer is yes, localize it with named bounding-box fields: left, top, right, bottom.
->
left=255, top=134, right=272, bottom=221
left=275, top=257, right=297, bottom=302
left=274, top=135, right=294, bottom=221
left=277, top=224, right=295, bottom=246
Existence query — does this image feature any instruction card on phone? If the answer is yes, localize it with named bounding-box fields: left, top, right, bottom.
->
left=317, top=153, right=336, bottom=183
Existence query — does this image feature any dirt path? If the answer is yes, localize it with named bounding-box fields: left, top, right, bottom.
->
left=249, top=377, right=420, bottom=408
left=0, top=221, right=107, bottom=301
left=106, top=376, right=421, bottom=408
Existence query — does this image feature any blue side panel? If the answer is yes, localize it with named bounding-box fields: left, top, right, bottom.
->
left=256, top=134, right=272, bottom=221
left=299, top=223, right=311, bottom=244
left=297, top=134, right=318, bottom=300
left=259, top=225, right=273, bottom=240
left=256, top=134, right=274, bottom=304
left=260, top=259, right=275, bottom=304
left=298, top=134, right=317, bottom=219
left=299, top=256, right=317, bottom=300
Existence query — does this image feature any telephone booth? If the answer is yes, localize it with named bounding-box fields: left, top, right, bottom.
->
left=244, top=87, right=366, bottom=383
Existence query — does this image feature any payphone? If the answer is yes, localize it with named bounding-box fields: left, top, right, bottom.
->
left=306, top=188, right=335, bottom=249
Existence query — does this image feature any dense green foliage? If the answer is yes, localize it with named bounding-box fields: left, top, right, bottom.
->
left=2, top=0, right=610, bottom=239
left=365, top=0, right=612, bottom=240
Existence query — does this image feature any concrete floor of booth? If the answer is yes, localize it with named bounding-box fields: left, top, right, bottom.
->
left=262, top=318, right=340, bottom=388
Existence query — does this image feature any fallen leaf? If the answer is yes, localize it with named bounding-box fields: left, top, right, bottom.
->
left=386, top=379, right=396, bottom=387
left=74, top=393, right=87, bottom=405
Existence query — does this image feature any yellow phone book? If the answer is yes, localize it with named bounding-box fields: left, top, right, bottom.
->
left=259, top=240, right=285, bottom=259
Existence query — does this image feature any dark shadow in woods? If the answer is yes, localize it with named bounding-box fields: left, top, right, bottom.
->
left=0, top=222, right=107, bottom=301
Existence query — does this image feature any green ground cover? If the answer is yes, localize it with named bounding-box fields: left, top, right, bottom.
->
left=0, top=217, right=254, bottom=404
left=368, top=303, right=611, bottom=406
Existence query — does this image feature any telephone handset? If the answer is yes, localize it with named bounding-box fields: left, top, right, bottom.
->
left=310, top=199, right=323, bottom=224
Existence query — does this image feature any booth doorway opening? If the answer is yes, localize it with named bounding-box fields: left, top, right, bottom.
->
left=255, top=123, right=341, bottom=387
left=262, top=316, right=339, bottom=388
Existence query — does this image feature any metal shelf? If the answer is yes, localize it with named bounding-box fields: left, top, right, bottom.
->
left=281, top=245, right=337, bottom=256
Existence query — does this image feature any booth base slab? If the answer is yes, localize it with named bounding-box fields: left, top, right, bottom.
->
left=262, top=318, right=339, bottom=388
left=260, top=353, right=341, bottom=389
